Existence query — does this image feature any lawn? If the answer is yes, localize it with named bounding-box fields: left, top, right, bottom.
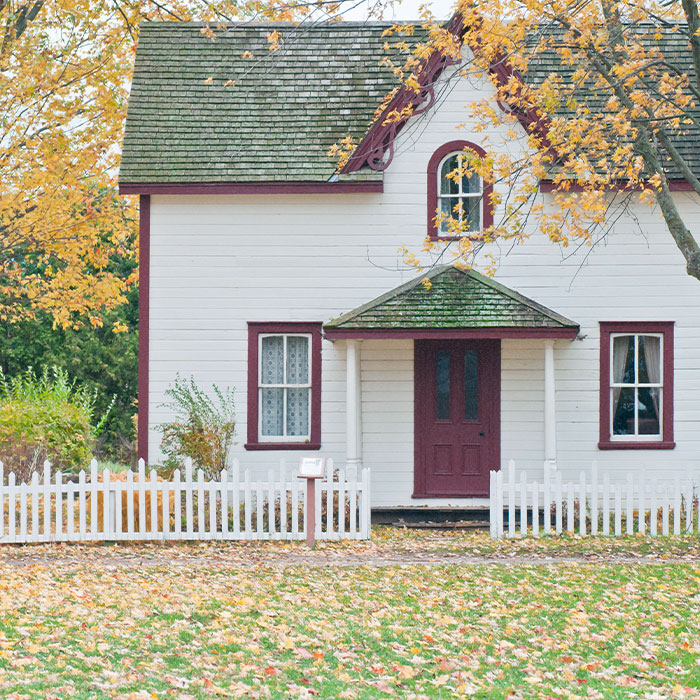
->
left=0, top=530, right=699, bottom=699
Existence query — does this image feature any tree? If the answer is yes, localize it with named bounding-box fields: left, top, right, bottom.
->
left=0, top=0, right=321, bottom=328
left=373, top=1, right=700, bottom=280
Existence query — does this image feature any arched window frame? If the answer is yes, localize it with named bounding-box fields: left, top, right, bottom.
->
left=427, top=140, right=493, bottom=241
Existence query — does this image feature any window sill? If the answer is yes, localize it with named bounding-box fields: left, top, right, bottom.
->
left=598, top=440, right=675, bottom=450
left=244, top=442, right=321, bottom=451
left=428, top=233, right=485, bottom=242
left=412, top=491, right=489, bottom=498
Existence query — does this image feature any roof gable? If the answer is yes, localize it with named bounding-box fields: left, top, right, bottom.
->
left=324, top=266, right=580, bottom=332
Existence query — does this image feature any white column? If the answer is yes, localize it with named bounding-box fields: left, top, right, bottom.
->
left=346, top=340, right=363, bottom=469
left=544, top=339, right=557, bottom=470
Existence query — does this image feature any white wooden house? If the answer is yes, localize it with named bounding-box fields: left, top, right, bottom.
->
left=119, top=21, right=700, bottom=508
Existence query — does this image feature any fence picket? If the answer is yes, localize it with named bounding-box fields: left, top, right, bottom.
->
left=650, top=481, right=658, bottom=536
left=126, top=471, right=135, bottom=538
left=220, top=469, right=228, bottom=539
left=90, top=460, right=98, bottom=537
left=149, top=469, right=158, bottom=539
left=684, top=469, right=693, bottom=535
left=31, top=472, right=39, bottom=540
left=338, top=466, right=346, bottom=538
left=67, top=479, right=75, bottom=540
left=138, top=460, right=147, bottom=538
left=55, top=471, right=62, bottom=538
left=519, top=472, right=527, bottom=536
left=43, top=461, right=51, bottom=537
left=626, top=474, right=634, bottom=536
left=507, top=461, right=516, bottom=538
left=255, top=481, right=263, bottom=539
left=78, top=470, right=86, bottom=539
left=8, top=472, right=15, bottom=541
left=174, top=469, right=182, bottom=539
left=638, top=475, right=645, bottom=535
left=662, top=485, right=670, bottom=536
left=579, top=472, right=587, bottom=536
left=232, top=460, right=240, bottom=538
left=291, top=476, right=299, bottom=539
left=590, top=463, right=598, bottom=536
left=267, top=469, right=275, bottom=539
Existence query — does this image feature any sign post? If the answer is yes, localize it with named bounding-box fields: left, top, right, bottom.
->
left=298, top=457, right=326, bottom=548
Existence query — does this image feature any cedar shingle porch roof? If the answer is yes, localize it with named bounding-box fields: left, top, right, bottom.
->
left=323, top=266, right=580, bottom=339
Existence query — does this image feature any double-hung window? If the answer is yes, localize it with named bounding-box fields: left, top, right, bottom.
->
left=599, top=322, right=674, bottom=449
left=246, top=322, right=321, bottom=450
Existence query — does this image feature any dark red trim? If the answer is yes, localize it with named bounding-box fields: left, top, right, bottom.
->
left=119, top=181, right=383, bottom=196
left=137, top=194, right=150, bottom=463
left=324, top=327, right=578, bottom=340
left=246, top=322, right=322, bottom=451
left=427, top=141, right=494, bottom=241
left=341, top=15, right=465, bottom=174
left=541, top=179, right=694, bottom=193
left=598, top=321, right=675, bottom=450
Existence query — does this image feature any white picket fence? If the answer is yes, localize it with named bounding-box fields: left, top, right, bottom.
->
left=0, top=458, right=371, bottom=544
left=490, top=461, right=700, bottom=539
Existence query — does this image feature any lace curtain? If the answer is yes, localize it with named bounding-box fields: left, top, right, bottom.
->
left=260, top=335, right=309, bottom=437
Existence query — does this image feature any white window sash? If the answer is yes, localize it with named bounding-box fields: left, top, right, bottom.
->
left=258, top=333, right=312, bottom=442
left=609, top=333, right=663, bottom=441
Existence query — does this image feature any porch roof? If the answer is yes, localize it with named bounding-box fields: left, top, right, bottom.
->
left=324, top=266, right=580, bottom=339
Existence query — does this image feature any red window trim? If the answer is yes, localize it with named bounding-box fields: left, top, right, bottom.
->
left=427, top=140, right=494, bottom=241
left=245, top=322, right=322, bottom=451
left=598, top=321, right=675, bottom=450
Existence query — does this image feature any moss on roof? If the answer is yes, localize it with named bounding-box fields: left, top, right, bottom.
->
left=324, top=266, right=580, bottom=330
left=120, top=22, right=417, bottom=184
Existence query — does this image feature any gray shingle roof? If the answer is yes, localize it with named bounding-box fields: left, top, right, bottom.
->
left=120, top=22, right=415, bottom=184
left=324, top=266, right=580, bottom=330
left=523, top=24, right=700, bottom=181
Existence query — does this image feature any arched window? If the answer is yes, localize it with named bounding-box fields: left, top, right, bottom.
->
left=427, top=141, right=493, bottom=240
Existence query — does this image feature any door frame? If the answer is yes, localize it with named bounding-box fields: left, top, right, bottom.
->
left=413, top=338, right=501, bottom=497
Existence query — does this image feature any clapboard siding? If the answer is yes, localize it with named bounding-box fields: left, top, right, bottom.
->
left=147, top=64, right=700, bottom=505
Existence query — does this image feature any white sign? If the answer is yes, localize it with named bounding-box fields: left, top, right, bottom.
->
left=298, top=457, right=326, bottom=479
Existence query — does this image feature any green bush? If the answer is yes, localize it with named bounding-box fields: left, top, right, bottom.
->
left=0, top=367, right=112, bottom=480
left=159, top=375, right=236, bottom=480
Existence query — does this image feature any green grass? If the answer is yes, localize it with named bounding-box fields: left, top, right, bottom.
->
left=0, top=538, right=699, bottom=698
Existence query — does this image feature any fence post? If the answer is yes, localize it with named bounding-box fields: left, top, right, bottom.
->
left=489, top=471, right=496, bottom=539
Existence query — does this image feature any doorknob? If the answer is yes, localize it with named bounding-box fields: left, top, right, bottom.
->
left=479, top=431, right=485, bottom=437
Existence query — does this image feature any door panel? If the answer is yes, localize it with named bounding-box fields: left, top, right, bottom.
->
left=414, top=339, right=500, bottom=496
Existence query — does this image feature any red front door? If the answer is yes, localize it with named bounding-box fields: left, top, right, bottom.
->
left=414, top=339, right=501, bottom=497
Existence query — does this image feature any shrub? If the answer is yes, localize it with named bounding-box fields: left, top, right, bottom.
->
left=0, top=367, right=113, bottom=480
left=159, top=375, right=236, bottom=480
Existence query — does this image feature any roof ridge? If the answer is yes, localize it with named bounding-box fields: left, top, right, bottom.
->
left=139, top=20, right=420, bottom=29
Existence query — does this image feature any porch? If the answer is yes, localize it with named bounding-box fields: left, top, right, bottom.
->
left=323, top=266, right=580, bottom=504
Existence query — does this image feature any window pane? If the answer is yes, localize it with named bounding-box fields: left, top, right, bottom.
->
left=464, top=350, right=478, bottom=420
left=612, top=335, right=635, bottom=384
left=612, top=387, right=635, bottom=435
left=286, top=336, right=309, bottom=384
left=465, top=197, right=481, bottom=231
left=440, top=155, right=460, bottom=195
left=436, top=350, right=450, bottom=420
left=261, top=387, right=284, bottom=436
left=638, top=387, right=661, bottom=435
left=286, top=388, right=310, bottom=436
left=439, top=196, right=459, bottom=232
left=462, top=169, right=481, bottom=194
left=261, top=336, right=284, bottom=384
left=638, top=335, right=661, bottom=384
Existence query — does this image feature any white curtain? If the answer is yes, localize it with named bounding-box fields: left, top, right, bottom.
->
left=612, top=335, right=630, bottom=418
left=642, top=335, right=661, bottom=418
left=286, top=388, right=310, bottom=436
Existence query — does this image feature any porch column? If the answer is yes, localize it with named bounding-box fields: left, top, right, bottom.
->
left=544, top=339, right=557, bottom=470
left=346, top=340, right=363, bottom=469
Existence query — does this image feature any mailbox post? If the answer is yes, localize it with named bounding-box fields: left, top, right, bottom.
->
left=298, top=457, right=326, bottom=548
